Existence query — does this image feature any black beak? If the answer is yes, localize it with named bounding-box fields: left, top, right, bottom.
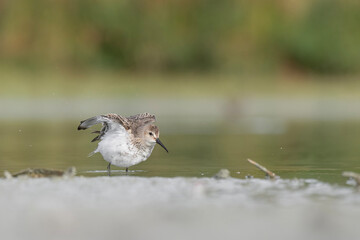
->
left=156, top=138, right=168, bottom=153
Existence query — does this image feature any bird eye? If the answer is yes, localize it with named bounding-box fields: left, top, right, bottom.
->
left=149, top=132, right=153, bottom=136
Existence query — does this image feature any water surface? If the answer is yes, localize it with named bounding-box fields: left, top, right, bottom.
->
left=1, top=120, right=360, bottom=240
left=1, top=120, right=359, bottom=184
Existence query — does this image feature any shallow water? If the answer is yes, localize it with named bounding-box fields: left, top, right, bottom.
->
left=1, top=120, right=360, bottom=239
left=1, top=121, right=360, bottom=184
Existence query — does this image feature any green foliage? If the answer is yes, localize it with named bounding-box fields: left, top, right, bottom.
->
left=279, top=0, right=360, bottom=73
left=0, top=0, right=360, bottom=74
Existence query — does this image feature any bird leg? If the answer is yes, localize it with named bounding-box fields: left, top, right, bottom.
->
left=107, top=163, right=111, bottom=176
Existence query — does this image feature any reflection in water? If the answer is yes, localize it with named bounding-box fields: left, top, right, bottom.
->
left=1, top=121, right=360, bottom=184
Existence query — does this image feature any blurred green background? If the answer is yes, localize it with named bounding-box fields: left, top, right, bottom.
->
left=1, top=0, right=360, bottom=98
left=2, top=0, right=360, bottom=73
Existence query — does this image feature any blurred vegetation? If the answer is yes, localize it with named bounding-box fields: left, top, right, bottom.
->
left=1, top=0, right=360, bottom=74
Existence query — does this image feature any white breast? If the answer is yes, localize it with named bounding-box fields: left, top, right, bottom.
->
left=94, top=129, right=155, bottom=168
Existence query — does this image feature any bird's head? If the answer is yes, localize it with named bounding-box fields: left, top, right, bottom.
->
left=143, top=124, right=168, bottom=152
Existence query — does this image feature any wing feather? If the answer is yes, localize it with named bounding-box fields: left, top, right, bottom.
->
left=78, top=113, right=130, bottom=142
left=102, top=113, right=131, bottom=130
left=127, top=112, right=155, bottom=124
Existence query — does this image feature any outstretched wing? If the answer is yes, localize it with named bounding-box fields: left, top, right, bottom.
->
left=102, top=113, right=131, bottom=130
left=78, top=113, right=131, bottom=142
left=126, top=113, right=156, bottom=137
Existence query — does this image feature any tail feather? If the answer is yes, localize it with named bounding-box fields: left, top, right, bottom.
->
left=78, top=116, right=102, bottom=130
left=88, top=149, right=98, bottom=157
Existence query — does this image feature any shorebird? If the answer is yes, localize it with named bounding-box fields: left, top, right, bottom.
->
left=78, top=113, right=168, bottom=175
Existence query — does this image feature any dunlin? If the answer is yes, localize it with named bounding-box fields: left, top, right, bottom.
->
left=78, top=113, right=168, bottom=175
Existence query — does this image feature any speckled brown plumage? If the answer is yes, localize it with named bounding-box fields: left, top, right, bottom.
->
left=91, top=113, right=156, bottom=141
left=78, top=112, right=168, bottom=174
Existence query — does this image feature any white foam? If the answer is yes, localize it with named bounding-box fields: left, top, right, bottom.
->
left=0, top=177, right=359, bottom=240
